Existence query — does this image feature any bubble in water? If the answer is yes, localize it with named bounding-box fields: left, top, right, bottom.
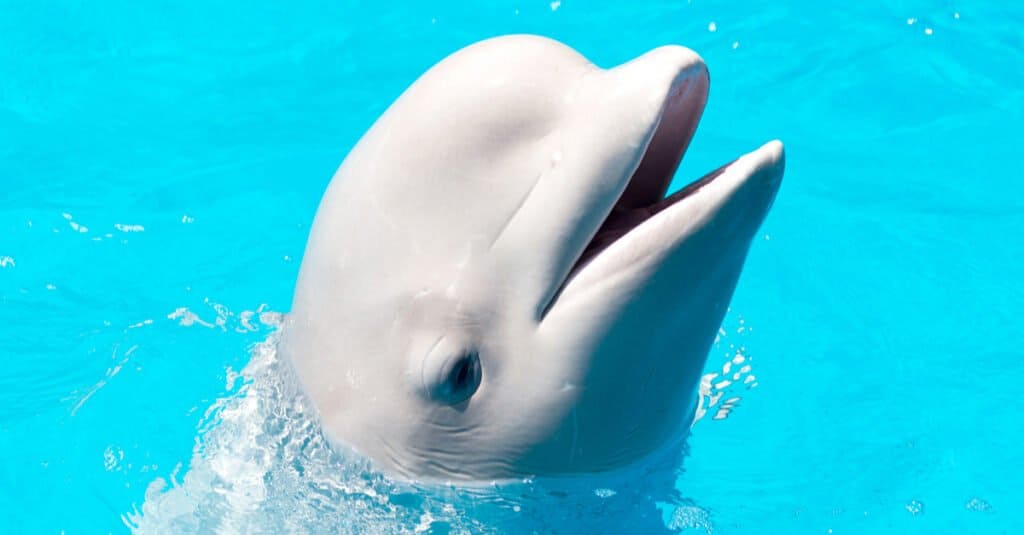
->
left=965, top=497, right=992, bottom=512
left=905, top=499, right=924, bottom=516
left=666, top=503, right=712, bottom=533
left=104, top=446, right=124, bottom=471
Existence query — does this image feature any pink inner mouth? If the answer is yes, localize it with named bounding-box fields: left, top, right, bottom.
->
left=572, top=71, right=720, bottom=273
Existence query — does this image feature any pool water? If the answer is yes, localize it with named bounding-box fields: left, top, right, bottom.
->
left=2, top=0, right=1021, bottom=532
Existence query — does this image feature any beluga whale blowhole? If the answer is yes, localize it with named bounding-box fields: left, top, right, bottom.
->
left=281, top=35, right=785, bottom=481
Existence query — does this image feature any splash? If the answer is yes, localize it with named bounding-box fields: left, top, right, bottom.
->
left=693, top=312, right=759, bottom=425
left=126, top=333, right=709, bottom=533
left=125, top=336, right=441, bottom=532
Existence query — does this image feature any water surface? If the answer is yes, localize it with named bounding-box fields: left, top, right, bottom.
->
left=1, top=0, right=1021, bottom=532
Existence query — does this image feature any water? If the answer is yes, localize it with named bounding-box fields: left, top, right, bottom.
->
left=1, top=0, right=1021, bottom=532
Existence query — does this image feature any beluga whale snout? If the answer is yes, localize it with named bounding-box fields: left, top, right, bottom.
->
left=281, top=35, right=785, bottom=480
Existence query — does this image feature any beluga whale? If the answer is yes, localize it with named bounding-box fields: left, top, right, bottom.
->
left=281, top=35, right=785, bottom=481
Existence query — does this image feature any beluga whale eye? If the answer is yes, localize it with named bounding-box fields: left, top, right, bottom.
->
left=443, top=351, right=481, bottom=403
left=422, top=343, right=482, bottom=405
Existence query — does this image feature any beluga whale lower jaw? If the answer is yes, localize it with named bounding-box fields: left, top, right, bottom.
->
left=281, top=35, right=785, bottom=481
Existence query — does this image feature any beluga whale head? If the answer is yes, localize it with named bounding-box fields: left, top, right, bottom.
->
left=282, top=35, right=784, bottom=481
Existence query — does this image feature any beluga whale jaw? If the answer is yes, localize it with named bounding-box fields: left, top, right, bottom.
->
left=281, top=35, right=785, bottom=481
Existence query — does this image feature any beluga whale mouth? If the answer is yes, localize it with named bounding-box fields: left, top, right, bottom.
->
left=282, top=35, right=785, bottom=481
left=546, top=47, right=783, bottom=322
left=571, top=63, right=711, bottom=274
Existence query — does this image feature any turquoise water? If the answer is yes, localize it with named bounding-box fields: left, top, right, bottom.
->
left=2, top=0, right=1022, bottom=532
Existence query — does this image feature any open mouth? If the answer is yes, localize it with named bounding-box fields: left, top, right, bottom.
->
left=571, top=67, right=721, bottom=274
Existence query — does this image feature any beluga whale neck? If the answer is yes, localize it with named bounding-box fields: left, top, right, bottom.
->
left=281, top=35, right=785, bottom=481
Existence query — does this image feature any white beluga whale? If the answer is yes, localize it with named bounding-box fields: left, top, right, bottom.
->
left=281, top=35, right=784, bottom=481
